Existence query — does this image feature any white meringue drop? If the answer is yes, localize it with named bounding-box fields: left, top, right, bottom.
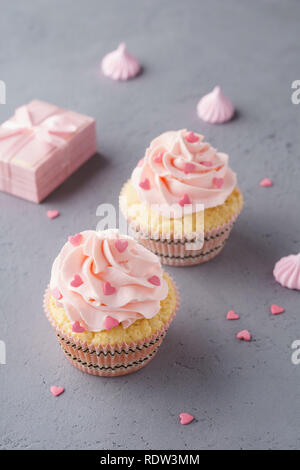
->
left=101, top=43, right=141, bottom=81
left=197, top=86, right=234, bottom=124
left=273, top=253, right=300, bottom=290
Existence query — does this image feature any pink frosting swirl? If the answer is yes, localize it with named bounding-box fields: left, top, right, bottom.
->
left=50, top=230, right=168, bottom=332
left=131, top=129, right=237, bottom=218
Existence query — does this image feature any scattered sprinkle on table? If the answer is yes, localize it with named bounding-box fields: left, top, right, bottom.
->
left=260, top=178, right=273, bottom=187
left=179, top=413, right=194, bottom=425
left=270, top=304, right=285, bottom=315
left=50, top=386, right=65, bottom=397
left=46, top=210, right=60, bottom=219
left=227, top=310, right=240, bottom=320
left=236, top=330, right=251, bottom=341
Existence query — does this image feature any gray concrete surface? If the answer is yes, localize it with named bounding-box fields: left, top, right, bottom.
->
left=1, top=0, right=300, bottom=450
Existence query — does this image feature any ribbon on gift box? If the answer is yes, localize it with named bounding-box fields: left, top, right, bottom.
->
left=0, top=101, right=83, bottom=193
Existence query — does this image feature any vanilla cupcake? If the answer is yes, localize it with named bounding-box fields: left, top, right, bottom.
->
left=44, top=230, right=179, bottom=377
left=120, top=129, right=243, bottom=266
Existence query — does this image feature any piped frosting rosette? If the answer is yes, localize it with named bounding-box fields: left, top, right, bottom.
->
left=50, top=230, right=168, bottom=332
left=131, top=129, right=237, bottom=218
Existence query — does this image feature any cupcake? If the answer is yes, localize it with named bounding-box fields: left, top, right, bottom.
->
left=120, top=129, right=243, bottom=266
left=44, top=229, right=179, bottom=377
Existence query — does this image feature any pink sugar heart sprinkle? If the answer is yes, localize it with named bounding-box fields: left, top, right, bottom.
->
left=72, top=321, right=85, bottom=333
left=50, top=386, right=65, bottom=397
left=236, top=330, right=251, bottom=341
left=115, top=239, right=128, bottom=253
left=104, top=316, right=119, bottom=330
left=68, top=233, right=82, bottom=246
left=139, top=178, right=151, bottom=190
left=184, top=162, right=196, bottom=174
left=270, top=304, right=285, bottom=315
left=260, top=178, right=273, bottom=187
left=200, top=161, right=213, bottom=167
left=154, top=152, right=164, bottom=164
left=148, top=275, right=161, bottom=286
left=179, top=413, right=194, bottom=425
left=185, top=131, right=199, bottom=143
left=227, top=310, right=240, bottom=321
left=52, top=287, right=62, bottom=301
left=212, top=177, right=224, bottom=189
left=70, top=274, right=83, bottom=288
left=103, top=281, right=116, bottom=296
left=179, top=193, right=191, bottom=207
left=46, top=210, right=59, bottom=219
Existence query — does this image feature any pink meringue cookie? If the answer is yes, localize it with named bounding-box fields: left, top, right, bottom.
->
left=101, top=43, right=141, bottom=81
left=273, top=253, right=300, bottom=290
left=197, top=86, right=234, bottom=124
left=50, top=230, right=168, bottom=332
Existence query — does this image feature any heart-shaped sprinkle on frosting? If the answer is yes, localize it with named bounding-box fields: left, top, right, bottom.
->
left=72, top=321, right=85, bottom=333
left=185, top=131, right=199, bottom=143
left=70, top=274, right=83, bottom=288
left=184, top=162, right=196, bottom=174
left=115, top=239, right=128, bottom=253
left=212, top=177, right=224, bottom=189
left=179, top=193, right=191, bottom=207
left=104, top=316, right=119, bottom=330
left=68, top=233, right=83, bottom=246
left=139, top=178, right=151, bottom=190
left=154, top=152, right=164, bottom=164
left=148, top=275, right=161, bottom=286
left=52, top=287, right=62, bottom=301
left=103, top=282, right=116, bottom=296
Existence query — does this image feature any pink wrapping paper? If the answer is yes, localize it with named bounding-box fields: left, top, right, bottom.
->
left=44, top=275, right=179, bottom=377
left=0, top=100, right=97, bottom=202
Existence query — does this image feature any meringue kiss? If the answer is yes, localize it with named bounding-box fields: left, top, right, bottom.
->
left=197, top=86, right=234, bottom=124
left=101, top=43, right=141, bottom=81
left=273, top=253, right=300, bottom=290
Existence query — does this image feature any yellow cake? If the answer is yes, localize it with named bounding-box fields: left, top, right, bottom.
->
left=120, top=180, right=243, bottom=236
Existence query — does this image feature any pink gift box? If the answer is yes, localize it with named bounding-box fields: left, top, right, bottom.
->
left=0, top=100, right=97, bottom=203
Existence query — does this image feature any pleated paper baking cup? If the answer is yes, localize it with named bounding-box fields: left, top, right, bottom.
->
left=119, top=181, right=242, bottom=266
left=44, top=276, right=179, bottom=377
left=129, top=214, right=240, bottom=266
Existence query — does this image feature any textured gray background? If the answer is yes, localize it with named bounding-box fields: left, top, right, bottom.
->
left=0, top=0, right=300, bottom=451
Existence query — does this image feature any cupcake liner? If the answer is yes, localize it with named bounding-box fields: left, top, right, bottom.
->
left=120, top=182, right=242, bottom=266
left=44, top=275, right=179, bottom=377
left=130, top=214, right=239, bottom=266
